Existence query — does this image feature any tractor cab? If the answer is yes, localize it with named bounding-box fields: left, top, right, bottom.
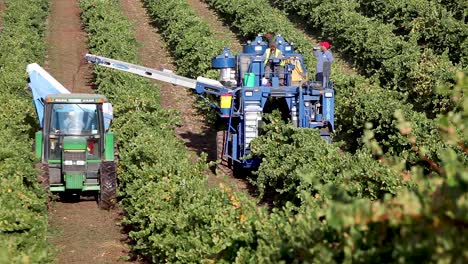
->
left=43, top=95, right=105, bottom=162
left=35, top=94, right=116, bottom=208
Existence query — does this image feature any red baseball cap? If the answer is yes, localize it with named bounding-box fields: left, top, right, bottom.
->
left=319, top=41, right=331, bottom=49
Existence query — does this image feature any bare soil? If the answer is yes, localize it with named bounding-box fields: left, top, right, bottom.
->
left=49, top=198, right=130, bottom=264
left=186, top=0, right=243, bottom=53
left=45, top=0, right=132, bottom=263
left=45, top=0, right=93, bottom=93
left=120, top=0, right=252, bottom=193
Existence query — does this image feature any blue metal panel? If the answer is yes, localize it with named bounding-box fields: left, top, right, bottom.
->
left=220, top=108, right=230, bottom=117
left=212, top=58, right=236, bottom=68
left=212, top=47, right=236, bottom=68
left=298, top=88, right=305, bottom=127
left=232, top=134, right=238, bottom=160
left=303, top=95, right=321, bottom=101
left=322, top=89, right=335, bottom=131
left=250, top=59, right=264, bottom=86
left=243, top=35, right=267, bottom=54
left=283, top=45, right=294, bottom=54
left=242, top=157, right=260, bottom=169
left=275, top=35, right=295, bottom=54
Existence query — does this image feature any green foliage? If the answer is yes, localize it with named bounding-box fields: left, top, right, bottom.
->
left=80, top=0, right=468, bottom=263
left=435, top=0, right=468, bottom=21
left=80, top=1, right=258, bottom=262
left=241, top=75, right=468, bottom=264
left=203, top=0, right=447, bottom=169
left=250, top=112, right=406, bottom=205
left=142, top=0, right=224, bottom=124
left=314, top=73, right=468, bottom=263
left=0, top=0, right=52, bottom=262
left=356, top=0, right=468, bottom=66
left=271, top=0, right=459, bottom=114
left=143, top=0, right=226, bottom=78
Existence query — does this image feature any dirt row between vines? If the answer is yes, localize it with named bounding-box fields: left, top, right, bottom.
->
left=45, top=0, right=131, bottom=263
left=120, top=0, right=251, bottom=192
left=186, top=0, right=243, bottom=53
left=39, top=0, right=362, bottom=262
left=42, top=0, right=253, bottom=262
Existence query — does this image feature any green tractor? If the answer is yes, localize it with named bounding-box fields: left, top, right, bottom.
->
left=33, top=92, right=117, bottom=209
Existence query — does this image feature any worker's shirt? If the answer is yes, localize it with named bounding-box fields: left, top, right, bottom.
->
left=313, top=50, right=334, bottom=73
left=263, top=48, right=284, bottom=65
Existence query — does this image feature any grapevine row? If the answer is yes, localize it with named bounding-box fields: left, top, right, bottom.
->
left=143, top=0, right=226, bottom=78
left=202, top=0, right=446, bottom=167
left=201, top=2, right=467, bottom=262
left=144, top=0, right=409, bottom=202
left=147, top=0, right=466, bottom=261
left=355, top=0, right=468, bottom=65
left=271, top=0, right=458, bottom=115
left=80, top=0, right=422, bottom=262
left=80, top=0, right=468, bottom=262
left=435, top=0, right=468, bottom=21
left=0, top=0, right=52, bottom=262
left=80, top=0, right=258, bottom=261
left=250, top=113, right=407, bottom=204
left=251, top=97, right=468, bottom=262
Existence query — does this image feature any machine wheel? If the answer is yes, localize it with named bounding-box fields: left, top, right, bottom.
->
left=98, top=161, right=117, bottom=210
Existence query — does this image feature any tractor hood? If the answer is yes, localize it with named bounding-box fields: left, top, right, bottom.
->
left=63, top=137, right=87, bottom=150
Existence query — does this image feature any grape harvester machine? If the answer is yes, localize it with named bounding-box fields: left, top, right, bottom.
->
left=85, top=34, right=335, bottom=170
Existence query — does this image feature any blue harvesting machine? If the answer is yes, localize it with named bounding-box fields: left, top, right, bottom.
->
left=85, top=34, right=335, bottom=170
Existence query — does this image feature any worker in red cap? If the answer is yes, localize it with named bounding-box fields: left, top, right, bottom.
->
left=313, top=41, right=334, bottom=82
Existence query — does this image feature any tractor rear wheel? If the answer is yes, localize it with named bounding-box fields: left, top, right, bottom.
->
left=98, top=161, right=117, bottom=210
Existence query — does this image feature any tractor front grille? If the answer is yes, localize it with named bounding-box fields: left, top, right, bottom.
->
left=64, top=151, right=86, bottom=161
left=63, top=150, right=86, bottom=172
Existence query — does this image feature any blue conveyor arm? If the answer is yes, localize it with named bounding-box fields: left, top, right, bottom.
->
left=26, top=63, right=114, bottom=130
left=85, top=53, right=233, bottom=112
left=26, top=63, right=71, bottom=128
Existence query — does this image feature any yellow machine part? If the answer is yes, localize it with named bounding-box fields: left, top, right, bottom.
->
left=220, top=94, right=232, bottom=109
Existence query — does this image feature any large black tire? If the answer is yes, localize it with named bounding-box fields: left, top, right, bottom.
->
left=98, top=161, right=117, bottom=210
